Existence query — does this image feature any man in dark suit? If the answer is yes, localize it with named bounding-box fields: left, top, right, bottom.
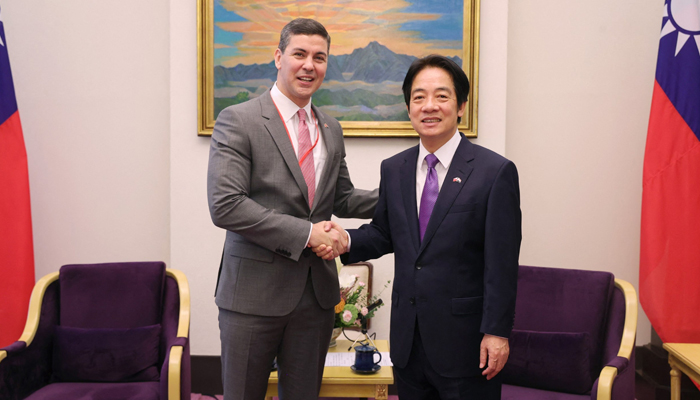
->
left=207, top=19, right=377, bottom=400
left=318, top=55, right=521, bottom=399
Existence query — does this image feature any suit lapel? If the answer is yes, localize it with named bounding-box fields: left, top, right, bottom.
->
left=419, top=136, right=475, bottom=253
left=261, top=91, right=311, bottom=207
left=400, top=146, right=421, bottom=252
left=310, top=104, right=337, bottom=212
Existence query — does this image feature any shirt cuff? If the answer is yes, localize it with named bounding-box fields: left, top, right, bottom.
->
left=483, top=333, right=508, bottom=340
left=304, top=222, right=313, bottom=249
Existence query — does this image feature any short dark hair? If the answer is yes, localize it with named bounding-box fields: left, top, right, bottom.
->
left=402, top=55, right=470, bottom=114
left=278, top=18, right=331, bottom=54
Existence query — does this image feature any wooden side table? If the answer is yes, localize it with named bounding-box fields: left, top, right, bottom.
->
left=265, top=339, right=393, bottom=400
left=663, top=343, right=700, bottom=400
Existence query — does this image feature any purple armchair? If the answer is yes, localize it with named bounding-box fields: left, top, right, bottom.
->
left=501, top=265, right=638, bottom=400
left=0, top=262, right=191, bottom=400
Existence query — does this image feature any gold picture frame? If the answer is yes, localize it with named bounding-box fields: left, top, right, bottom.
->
left=197, top=1, right=480, bottom=137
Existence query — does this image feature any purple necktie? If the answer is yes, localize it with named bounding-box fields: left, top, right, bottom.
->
left=297, top=109, right=315, bottom=208
left=419, top=154, right=439, bottom=242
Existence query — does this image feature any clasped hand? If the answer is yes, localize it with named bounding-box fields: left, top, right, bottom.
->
left=308, top=221, right=347, bottom=260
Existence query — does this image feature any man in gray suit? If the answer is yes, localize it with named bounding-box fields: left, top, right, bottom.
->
left=207, top=18, right=378, bottom=400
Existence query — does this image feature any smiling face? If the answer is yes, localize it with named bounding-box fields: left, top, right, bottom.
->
left=274, top=34, right=328, bottom=108
left=407, top=67, right=466, bottom=153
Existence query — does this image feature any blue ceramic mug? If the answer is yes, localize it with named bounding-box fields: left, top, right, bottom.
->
left=353, top=344, right=382, bottom=371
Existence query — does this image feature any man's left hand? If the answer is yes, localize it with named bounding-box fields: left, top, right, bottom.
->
left=479, top=334, right=509, bottom=380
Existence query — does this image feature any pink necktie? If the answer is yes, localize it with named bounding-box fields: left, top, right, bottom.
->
left=419, top=154, right=439, bottom=241
left=297, top=109, right=315, bottom=208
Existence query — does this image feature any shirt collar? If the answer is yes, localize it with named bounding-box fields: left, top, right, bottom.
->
left=418, top=129, right=461, bottom=170
left=271, top=83, right=313, bottom=124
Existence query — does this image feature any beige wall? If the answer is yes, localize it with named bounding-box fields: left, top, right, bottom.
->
left=4, top=0, right=658, bottom=354
left=506, top=0, right=659, bottom=344
left=3, top=1, right=171, bottom=274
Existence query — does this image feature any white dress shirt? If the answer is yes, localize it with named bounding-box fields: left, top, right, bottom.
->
left=416, top=129, right=461, bottom=216
left=347, top=130, right=462, bottom=252
left=270, top=83, right=327, bottom=190
left=270, top=84, right=327, bottom=248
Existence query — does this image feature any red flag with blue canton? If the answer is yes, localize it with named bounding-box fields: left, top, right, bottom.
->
left=640, top=0, right=700, bottom=347
left=0, top=6, right=35, bottom=348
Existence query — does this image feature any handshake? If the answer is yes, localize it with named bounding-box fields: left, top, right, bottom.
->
left=308, top=221, right=348, bottom=260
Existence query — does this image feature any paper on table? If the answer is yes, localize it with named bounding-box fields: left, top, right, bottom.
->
left=325, top=352, right=393, bottom=367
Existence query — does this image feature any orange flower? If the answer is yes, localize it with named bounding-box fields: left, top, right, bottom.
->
left=334, top=298, right=346, bottom=313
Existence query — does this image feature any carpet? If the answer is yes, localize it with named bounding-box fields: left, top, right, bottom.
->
left=192, top=394, right=399, bottom=400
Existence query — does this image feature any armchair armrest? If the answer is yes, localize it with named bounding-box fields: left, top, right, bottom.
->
left=0, top=342, right=31, bottom=400
left=1, top=272, right=60, bottom=360
left=595, top=278, right=638, bottom=400
left=0, top=341, right=27, bottom=362
left=0, top=272, right=59, bottom=364
left=165, top=337, right=189, bottom=400
left=0, top=272, right=59, bottom=400
left=161, top=269, right=191, bottom=400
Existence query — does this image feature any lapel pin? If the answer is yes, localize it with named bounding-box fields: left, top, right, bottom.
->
left=453, top=177, right=462, bottom=183
left=324, top=123, right=329, bottom=128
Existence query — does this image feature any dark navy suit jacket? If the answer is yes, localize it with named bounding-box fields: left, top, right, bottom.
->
left=344, top=134, right=521, bottom=378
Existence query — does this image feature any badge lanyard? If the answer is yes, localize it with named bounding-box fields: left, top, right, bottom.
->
left=271, top=99, right=320, bottom=166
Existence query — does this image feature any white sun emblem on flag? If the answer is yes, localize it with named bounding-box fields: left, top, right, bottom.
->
left=660, top=0, right=700, bottom=56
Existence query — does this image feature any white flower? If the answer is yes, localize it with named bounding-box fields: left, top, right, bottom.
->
left=338, top=273, right=357, bottom=289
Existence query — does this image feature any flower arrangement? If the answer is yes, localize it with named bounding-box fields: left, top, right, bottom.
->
left=334, top=274, right=390, bottom=329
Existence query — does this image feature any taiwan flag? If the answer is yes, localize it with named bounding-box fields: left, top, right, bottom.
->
left=0, top=7, right=35, bottom=348
left=640, top=0, right=700, bottom=346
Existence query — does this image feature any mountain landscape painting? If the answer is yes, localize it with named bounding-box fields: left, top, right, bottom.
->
left=212, top=0, right=466, bottom=125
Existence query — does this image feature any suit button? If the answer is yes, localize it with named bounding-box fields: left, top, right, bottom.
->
left=409, top=297, right=415, bottom=305
left=416, top=264, right=422, bottom=270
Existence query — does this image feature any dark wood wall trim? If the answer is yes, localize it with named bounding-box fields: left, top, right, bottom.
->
left=635, top=344, right=700, bottom=400
left=192, top=355, right=224, bottom=396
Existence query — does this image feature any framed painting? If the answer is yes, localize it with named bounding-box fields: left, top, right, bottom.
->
left=197, top=0, right=480, bottom=137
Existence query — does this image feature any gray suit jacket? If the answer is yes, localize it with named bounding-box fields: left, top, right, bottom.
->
left=208, top=90, right=378, bottom=317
